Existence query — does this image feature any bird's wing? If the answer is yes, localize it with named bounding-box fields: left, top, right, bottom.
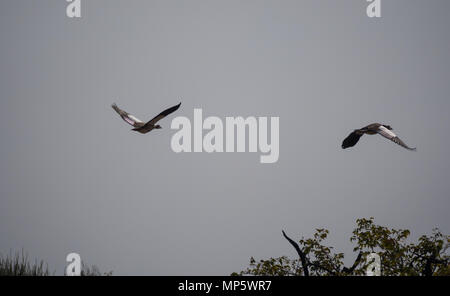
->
left=145, top=102, right=181, bottom=126
left=111, top=103, right=143, bottom=127
left=377, top=126, right=416, bottom=151
left=342, top=131, right=363, bottom=149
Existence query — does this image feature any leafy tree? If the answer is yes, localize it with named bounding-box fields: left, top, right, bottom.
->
left=233, top=218, right=449, bottom=276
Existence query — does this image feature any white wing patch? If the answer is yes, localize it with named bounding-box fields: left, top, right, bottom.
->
left=377, top=125, right=397, bottom=139
left=377, top=125, right=416, bottom=151
left=123, top=116, right=136, bottom=125
left=127, top=114, right=143, bottom=123
left=122, top=114, right=143, bottom=126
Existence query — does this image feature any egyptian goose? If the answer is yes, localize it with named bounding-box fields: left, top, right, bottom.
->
left=342, top=123, right=416, bottom=151
left=112, top=102, right=181, bottom=134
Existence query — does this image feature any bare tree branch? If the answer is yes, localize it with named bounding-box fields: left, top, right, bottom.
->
left=342, top=252, right=362, bottom=274
left=282, top=230, right=309, bottom=276
left=307, top=260, right=337, bottom=276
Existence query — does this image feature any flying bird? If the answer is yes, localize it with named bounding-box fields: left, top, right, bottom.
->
left=112, top=102, right=181, bottom=134
left=342, top=123, right=416, bottom=151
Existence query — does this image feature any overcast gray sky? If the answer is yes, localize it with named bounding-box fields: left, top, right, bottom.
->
left=0, top=0, right=449, bottom=275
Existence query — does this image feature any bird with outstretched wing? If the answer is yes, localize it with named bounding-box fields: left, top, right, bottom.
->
left=342, top=123, right=416, bottom=151
left=112, top=102, right=181, bottom=134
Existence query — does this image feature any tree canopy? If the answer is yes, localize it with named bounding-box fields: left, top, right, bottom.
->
left=233, top=218, right=449, bottom=276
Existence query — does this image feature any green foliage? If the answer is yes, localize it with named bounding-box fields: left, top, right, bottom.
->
left=232, top=256, right=303, bottom=276
left=235, top=218, right=449, bottom=276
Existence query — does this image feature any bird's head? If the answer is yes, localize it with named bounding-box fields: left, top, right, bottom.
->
left=155, top=125, right=162, bottom=129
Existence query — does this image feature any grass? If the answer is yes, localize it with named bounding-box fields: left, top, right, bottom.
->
left=0, top=250, right=52, bottom=276
left=0, top=250, right=112, bottom=276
